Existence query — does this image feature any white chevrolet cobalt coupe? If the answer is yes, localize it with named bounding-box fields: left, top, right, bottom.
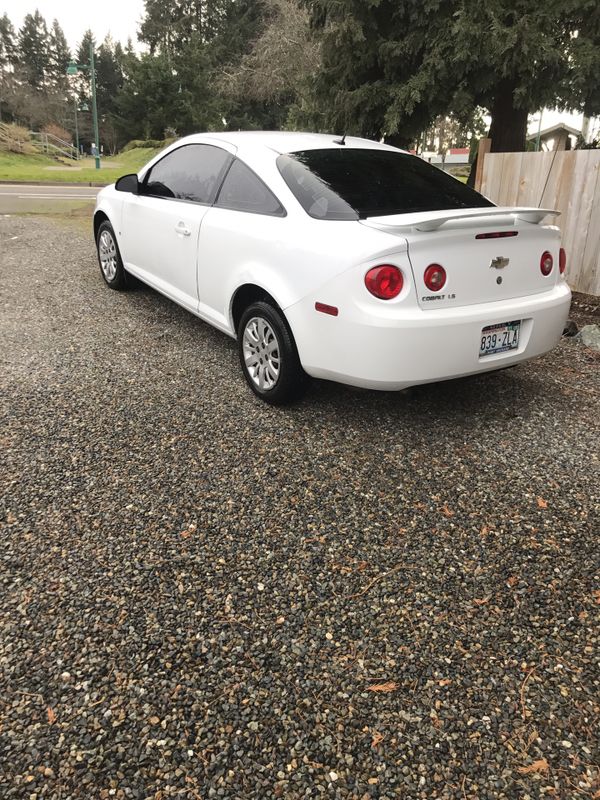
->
left=94, top=132, right=571, bottom=404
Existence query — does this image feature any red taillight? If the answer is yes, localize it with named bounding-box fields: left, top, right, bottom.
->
left=559, top=247, right=567, bottom=274
left=364, top=265, right=403, bottom=299
left=423, top=263, right=447, bottom=292
left=540, top=251, right=553, bottom=276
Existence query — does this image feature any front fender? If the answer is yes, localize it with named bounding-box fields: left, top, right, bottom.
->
left=94, top=186, right=124, bottom=242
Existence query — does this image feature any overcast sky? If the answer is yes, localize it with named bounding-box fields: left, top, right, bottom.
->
left=2, top=0, right=145, bottom=50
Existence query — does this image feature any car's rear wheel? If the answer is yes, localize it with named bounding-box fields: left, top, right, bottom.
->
left=238, top=301, right=307, bottom=405
left=96, top=220, right=127, bottom=290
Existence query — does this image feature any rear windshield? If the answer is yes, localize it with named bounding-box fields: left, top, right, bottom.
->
left=277, top=148, right=493, bottom=220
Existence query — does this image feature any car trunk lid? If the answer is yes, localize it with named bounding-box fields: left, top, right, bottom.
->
left=361, top=207, right=561, bottom=310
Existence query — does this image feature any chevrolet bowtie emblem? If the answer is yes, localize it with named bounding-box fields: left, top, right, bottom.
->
left=490, top=256, right=510, bottom=269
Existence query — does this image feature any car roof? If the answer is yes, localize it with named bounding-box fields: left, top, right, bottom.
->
left=176, top=131, right=405, bottom=156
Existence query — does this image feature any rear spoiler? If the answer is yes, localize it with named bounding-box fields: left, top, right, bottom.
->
left=365, top=207, right=560, bottom=233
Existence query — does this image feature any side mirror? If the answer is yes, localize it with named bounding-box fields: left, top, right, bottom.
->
left=115, top=173, right=140, bottom=194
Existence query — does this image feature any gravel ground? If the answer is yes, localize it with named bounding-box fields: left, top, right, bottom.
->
left=1, top=215, right=598, bottom=800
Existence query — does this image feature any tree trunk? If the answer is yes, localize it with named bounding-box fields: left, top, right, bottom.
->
left=467, top=81, right=529, bottom=187
left=385, top=132, right=413, bottom=151
left=488, top=84, right=528, bottom=153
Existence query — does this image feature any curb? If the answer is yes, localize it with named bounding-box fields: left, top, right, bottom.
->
left=0, top=180, right=108, bottom=187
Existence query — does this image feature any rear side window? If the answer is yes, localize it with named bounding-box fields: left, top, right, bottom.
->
left=277, top=148, right=493, bottom=220
left=277, top=154, right=358, bottom=220
left=215, top=158, right=285, bottom=216
left=143, top=144, right=232, bottom=204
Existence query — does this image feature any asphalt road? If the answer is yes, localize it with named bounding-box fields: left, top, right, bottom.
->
left=1, top=215, right=598, bottom=799
left=0, top=184, right=100, bottom=214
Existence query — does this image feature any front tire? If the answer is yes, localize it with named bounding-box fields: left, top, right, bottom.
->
left=238, top=301, right=307, bottom=405
left=96, top=220, right=127, bottom=290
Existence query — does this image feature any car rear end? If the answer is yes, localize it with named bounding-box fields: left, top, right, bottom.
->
left=278, top=145, right=571, bottom=390
left=286, top=239, right=570, bottom=390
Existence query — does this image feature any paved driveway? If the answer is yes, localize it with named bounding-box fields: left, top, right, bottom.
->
left=1, top=216, right=598, bottom=799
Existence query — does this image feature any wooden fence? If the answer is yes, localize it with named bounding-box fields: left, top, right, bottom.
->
left=480, top=150, right=600, bottom=296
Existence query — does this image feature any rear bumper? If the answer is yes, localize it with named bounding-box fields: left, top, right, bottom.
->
left=285, top=283, right=572, bottom=390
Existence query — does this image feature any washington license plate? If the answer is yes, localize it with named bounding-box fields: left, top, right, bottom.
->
left=479, top=321, right=520, bottom=357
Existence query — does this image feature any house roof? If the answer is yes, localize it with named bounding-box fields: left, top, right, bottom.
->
left=527, top=123, right=581, bottom=140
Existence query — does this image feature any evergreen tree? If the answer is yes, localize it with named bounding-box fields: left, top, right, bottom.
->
left=0, top=13, right=17, bottom=70
left=18, top=10, right=50, bottom=89
left=172, top=35, right=224, bottom=131
left=0, top=13, right=17, bottom=122
left=211, top=0, right=268, bottom=65
left=140, top=0, right=198, bottom=54
left=77, top=29, right=96, bottom=68
left=115, top=43, right=222, bottom=139
left=203, top=0, right=227, bottom=42
left=73, top=29, right=96, bottom=112
left=307, top=0, right=600, bottom=155
left=115, top=51, right=180, bottom=138
left=48, top=20, right=71, bottom=88
left=140, top=0, right=233, bottom=55
left=95, top=35, right=124, bottom=115
left=114, top=41, right=125, bottom=66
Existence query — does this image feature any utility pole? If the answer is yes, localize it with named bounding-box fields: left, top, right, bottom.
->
left=66, top=42, right=101, bottom=170
left=89, top=42, right=100, bottom=169
left=73, top=97, right=79, bottom=158
left=535, top=110, right=543, bottom=152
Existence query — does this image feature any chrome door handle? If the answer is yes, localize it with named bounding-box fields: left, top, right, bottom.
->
left=175, top=222, right=191, bottom=237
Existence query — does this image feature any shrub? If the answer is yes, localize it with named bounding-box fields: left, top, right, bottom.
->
left=42, top=122, right=72, bottom=145
left=121, top=138, right=165, bottom=152
left=0, top=124, right=34, bottom=154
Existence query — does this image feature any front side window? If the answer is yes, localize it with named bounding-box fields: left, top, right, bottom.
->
left=277, top=148, right=494, bottom=220
left=215, top=158, right=285, bottom=216
left=143, top=144, right=232, bottom=204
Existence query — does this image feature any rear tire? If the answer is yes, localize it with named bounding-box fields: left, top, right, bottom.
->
left=96, top=220, right=127, bottom=290
left=237, top=301, right=307, bottom=405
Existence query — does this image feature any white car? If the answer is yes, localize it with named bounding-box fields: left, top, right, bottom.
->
left=94, top=132, right=571, bottom=404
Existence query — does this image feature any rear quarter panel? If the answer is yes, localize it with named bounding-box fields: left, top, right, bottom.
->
left=197, top=208, right=408, bottom=333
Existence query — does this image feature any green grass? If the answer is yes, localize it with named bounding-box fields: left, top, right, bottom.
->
left=0, top=147, right=473, bottom=189
left=0, top=147, right=163, bottom=184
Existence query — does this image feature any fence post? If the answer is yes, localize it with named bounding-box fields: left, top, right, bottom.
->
left=474, top=137, right=492, bottom=192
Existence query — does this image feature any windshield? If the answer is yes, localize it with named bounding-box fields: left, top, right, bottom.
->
left=277, top=148, right=494, bottom=220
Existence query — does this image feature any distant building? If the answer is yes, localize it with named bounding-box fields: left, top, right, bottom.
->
left=416, top=148, right=470, bottom=170
left=444, top=147, right=470, bottom=164
left=527, top=124, right=581, bottom=151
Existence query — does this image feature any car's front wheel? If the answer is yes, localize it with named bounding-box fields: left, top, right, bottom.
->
left=96, top=220, right=127, bottom=290
left=238, top=301, right=307, bottom=405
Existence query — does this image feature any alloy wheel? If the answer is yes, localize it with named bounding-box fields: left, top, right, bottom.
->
left=242, top=316, right=281, bottom=391
left=98, top=229, right=118, bottom=281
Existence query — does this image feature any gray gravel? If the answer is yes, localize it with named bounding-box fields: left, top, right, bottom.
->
left=1, top=214, right=599, bottom=799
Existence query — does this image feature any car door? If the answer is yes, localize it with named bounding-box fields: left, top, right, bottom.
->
left=197, top=157, right=287, bottom=330
left=120, top=143, right=233, bottom=312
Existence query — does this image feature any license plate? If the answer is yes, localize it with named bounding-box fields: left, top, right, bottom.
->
left=479, top=320, right=520, bottom=357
